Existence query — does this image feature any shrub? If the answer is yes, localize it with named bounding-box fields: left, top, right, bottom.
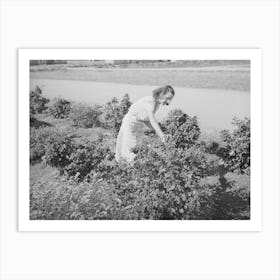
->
left=160, top=109, right=200, bottom=149
left=41, top=133, right=115, bottom=181
left=30, top=143, right=250, bottom=220
left=30, top=181, right=73, bottom=220
left=30, top=177, right=126, bottom=220
left=44, top=132, right=75, bottom=174
left=78, top=134, right=216, bottom=220
left=30, top=108, right=250, bottom=220
left=100, top=94, right=132, bottom=136
left=119, top=93, right=132, bottom=116
left=69, top=103, right=102, bottom=128
left=64, top=137, right=115, bottom=181
left=220, top=117, right=250, bottom=174
left=30, top=127, right=62, bottom=165
left=65, top=180, right=123, bottom=220
left=30, top=86, right=49, bottom=116
left=114, top=139, right=212, bottom=219
left=112, top=138, right=249, bottom=220
left=48, top=98, right=71, bottom=119
left=30, top=136, right=250, bottom=220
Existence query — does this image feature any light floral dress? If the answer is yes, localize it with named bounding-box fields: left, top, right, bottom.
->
left=115, top=96, right=160, bottom=163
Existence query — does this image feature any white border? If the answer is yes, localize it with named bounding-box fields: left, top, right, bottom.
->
left=18, top=49, right=262, bottom=232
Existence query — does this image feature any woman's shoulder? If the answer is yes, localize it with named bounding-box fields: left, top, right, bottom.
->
left=138, top=96, right=154, bottom=105
left=139, top=96, right=155, bottom=110
left=130, top=96, right=155, bottom=114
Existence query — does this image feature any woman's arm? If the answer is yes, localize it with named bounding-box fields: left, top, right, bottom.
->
left=148, top=111, right=165, bottom=140
left=143, top=120, right=154, bottom=130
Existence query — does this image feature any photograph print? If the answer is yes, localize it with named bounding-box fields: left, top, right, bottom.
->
left=19, top=49, right=262, bottom=230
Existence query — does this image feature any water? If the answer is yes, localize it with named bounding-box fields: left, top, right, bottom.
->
left=30, top=78, right=250, bottom=131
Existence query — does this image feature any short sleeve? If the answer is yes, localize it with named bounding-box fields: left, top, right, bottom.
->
left=144, top=96, right=155, bottom=113
left=129, top=96, right=155, bottom=121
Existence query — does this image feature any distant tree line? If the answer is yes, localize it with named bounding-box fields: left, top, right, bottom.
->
left=30, top=60, right=68, bottom=66
left=30, top=60, right=250, bottom=67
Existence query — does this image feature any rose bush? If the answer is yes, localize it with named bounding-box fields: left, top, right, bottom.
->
left=69, top=103, right=102, bottom=128
left=30, top=86, right=49, bottom=116
left=44, top=132, right=75, bottom=175
left=160, top=109, right=200, bottom=149
left=30, top=106, right=250, bottom=220
left=220, top=117, right=250, bottom=174
left=48, top=97, right=72, bottom=119
left=30, top=127, right=67, bottom=165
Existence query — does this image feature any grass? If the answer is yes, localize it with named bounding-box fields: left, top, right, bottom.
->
left=32, top=113, right=110, bottom=143
left=30, top=162, right=59, bottom=185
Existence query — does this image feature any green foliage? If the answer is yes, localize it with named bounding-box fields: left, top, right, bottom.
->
left=30, top=105, right=250, bottom=221
left=30, top=86, right=49, bottom=116
left=220, top=117, right=250, bottom=174
left=100, top=94, right=132, bottom=136
left=105, top=139, right=215, bottom=220
left=44, top=132, right=75, bottom=174
left=36, top=131, right=114, bottom=181
left=69, top=103, right=102, bottom=128
left=30, top=136, right=249, bottom=220
left=64, top=137, right=114, bottom=181
left=30, top=177, right=131, bottom=220
left=119, top=93, right=132, bottom=115
left=30, top=181, right=74, bottom=220
left=48, top=97, right=71, bottom=119
left=30, top=127, right=63, bottom=165
left=161, top=109, right=200, bottom=149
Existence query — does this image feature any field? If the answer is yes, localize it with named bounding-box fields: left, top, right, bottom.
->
left=30, top=63, right=250, bottom=220
left=30, top=63, right=250, bottom=91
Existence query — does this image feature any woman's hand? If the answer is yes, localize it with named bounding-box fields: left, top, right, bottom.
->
left=160, top=134, right=172, bottom=143
left=160, top=134, right=168, bottom=143
left=148, top=112, right=166, bottom=141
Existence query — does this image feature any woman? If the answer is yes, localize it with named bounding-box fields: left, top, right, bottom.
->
left=115, top=85, right=175, bottom=163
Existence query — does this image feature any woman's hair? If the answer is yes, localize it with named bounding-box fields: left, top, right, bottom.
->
left=152, top=85, right=175, bottom=99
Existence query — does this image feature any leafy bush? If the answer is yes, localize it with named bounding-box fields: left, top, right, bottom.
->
left=64, top=137, right=114, bottom=181
left=30, top=177, right=129, bottom=220
left=44, top=132, right=75, bottom=174
left=30, top=86, right=49, bottom=116
left=30, top=127, right=63, bottom=165
left=100, top=94, right=132, bottom=136
left=69, top=103, right=102, bottom=128
left=119, top=93, right=132, bottom=115
left=108, top=139, right=213, bottom=219
left=30, top=181, right=73, bottom=220
left=220, top=117, right=250, bottom=174
left=30, top=137, right=249, bottom=220
left=39, top=132, right=114, bottom=181
left=160, top=109, right=200, bottom=149
left=30, top=106, right=250, bottom=220
left=48, top=98, right=71, bottom=119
